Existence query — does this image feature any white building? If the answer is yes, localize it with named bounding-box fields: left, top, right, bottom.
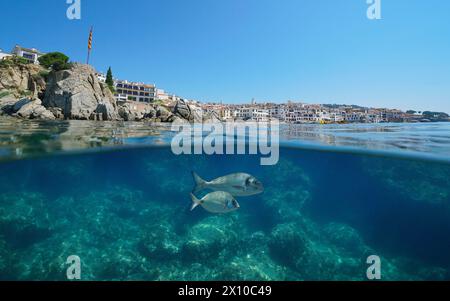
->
left=96, top=73, right=107, bottom=83
left=156, top=88, right=169, bottom=100
left=115, top=80, right=156, bottom=103
left=342, top=111, right=363, bottom=122
left=0, top=49, right=12, bottom=61
left=221, top=108, right=233, bottom=120
left=11, top=45, right=45, bottom=64
left=115, top=94, right=128, bottom=103
left=233, top=107, right=270, bottom=122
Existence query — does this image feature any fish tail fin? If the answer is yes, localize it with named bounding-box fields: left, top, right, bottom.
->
left=190, top=193, right=201, bottom=211
left=192, top=171, right=207, bottom=194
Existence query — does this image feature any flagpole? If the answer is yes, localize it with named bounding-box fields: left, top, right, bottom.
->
left=87, top=26, right=93, bottom=65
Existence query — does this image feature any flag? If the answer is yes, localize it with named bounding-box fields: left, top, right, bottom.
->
left=88, top=27, right=93, bottom=50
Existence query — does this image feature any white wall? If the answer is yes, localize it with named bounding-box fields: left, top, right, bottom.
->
left=0, top=53, right=12, bottom=60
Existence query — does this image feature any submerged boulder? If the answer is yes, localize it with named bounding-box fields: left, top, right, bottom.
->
left=181, top=216, right=239, bottom=262
left=0, top=192, right=53, bottom=249
left=138, top=223, right=181, bottom=260
left=267, top=223, right=308, bottom=267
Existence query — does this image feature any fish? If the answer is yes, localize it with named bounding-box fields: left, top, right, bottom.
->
left=192, top=172, right=264, bottom=197
left=190, top=192, right=240, bottom=214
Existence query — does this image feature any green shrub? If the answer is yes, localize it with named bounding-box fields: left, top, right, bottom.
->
left=0, top=56, right=30, bottom=67
left=52, top=61, right=73, bottom=71
left=0, top=91, right=10, bottom=98
left=15, top=57, right=30, bottom=65
left=38, top=70, right=50, bottom=81
left=0, top=60, right=11, bottom=68
left=38, top=52, right=70, bottom=70
left=19, top=90, right=32, bottom=97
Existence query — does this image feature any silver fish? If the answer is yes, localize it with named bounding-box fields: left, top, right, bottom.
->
left=192, top=172, right=264, bottom=197
left=190, top=192, right=240, bottom=214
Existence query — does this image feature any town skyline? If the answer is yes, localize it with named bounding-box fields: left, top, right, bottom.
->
left=2, top=43, right=448, bottom=118
left=3, top=1, right=450, bottom=113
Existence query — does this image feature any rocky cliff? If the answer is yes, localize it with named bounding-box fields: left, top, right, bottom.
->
left=0, top=60, right=219, bottom=123
left=43, top=64, right=118, bottom=120
left=0, top=62, right=46, bottom=100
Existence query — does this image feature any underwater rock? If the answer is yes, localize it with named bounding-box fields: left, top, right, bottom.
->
left=181, top=216, right=239, bottom=263
left=0, top=239, right=16, bottom=280
left=219, top=252, right=290, bottom=281
left=267, top=223, right=308, bottom=268
left=260, top=158, right=312, bottom=223
left=138, top=223, right=182, bottom=261
left=364, top=158, right=450, bottom=207
left=95, top=246, right=149, bottom=280
left=322, top=223, right=368, bottom=256
left=0, top=192, right=53, bottom=249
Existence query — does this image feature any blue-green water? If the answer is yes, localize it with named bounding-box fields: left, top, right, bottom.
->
left=0, top=120, right=450, bottom=280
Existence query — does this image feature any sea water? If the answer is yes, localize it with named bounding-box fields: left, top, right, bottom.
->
left=0, top=119, right=449, bottom=280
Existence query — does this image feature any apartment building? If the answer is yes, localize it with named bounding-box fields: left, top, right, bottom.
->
left=233, top=107, right=270, bottom=122
left=11, top=45, right=45, bottom=64
left=115, top=80, right=156, bottom=103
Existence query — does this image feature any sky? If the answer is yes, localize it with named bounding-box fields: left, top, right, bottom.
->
left=1, top=0, right=450, bottom=112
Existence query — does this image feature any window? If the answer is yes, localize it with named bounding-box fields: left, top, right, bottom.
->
left=22, top=53, right=34, bottom=60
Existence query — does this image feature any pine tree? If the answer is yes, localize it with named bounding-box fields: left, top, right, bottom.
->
left=106, top=67, right=115, bottom=93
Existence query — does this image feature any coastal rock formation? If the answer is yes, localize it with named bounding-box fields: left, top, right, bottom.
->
left=203, top=110, right=221, bottom=123
left=0, top=60, right=207, bottom=123
left=0, top=95, right=19, bottom=115
left=173, top=99, right=221, bottom=123
left=173, top=99, right=202, bottom=122
left=13, top=98, right=55, bottom=120
left=118, top=102, right=155, bottom=121
left=0, top=97, right=55, bottom=119
left=0, top=62, right=46, bottom=100
left=43, top=64, right=119, bottom=120
left=155, top=105, right=176, bottom=122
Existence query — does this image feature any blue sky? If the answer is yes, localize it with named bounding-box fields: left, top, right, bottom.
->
left=1, top=0, right=450, bottom=112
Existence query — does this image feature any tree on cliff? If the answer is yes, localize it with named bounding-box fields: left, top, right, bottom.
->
left=106, top=67, right=115, bottom=93
left=38, top=52, right=71, bottom=71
